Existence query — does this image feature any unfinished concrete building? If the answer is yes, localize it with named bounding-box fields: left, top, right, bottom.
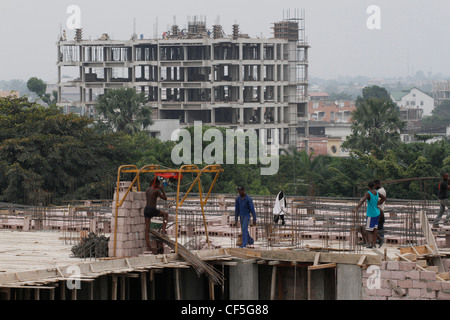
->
left=1, top=173, right=450, bottom=301
left=56, top=15, right=309, bottom=147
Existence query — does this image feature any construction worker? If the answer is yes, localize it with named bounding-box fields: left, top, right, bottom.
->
left=374, top=180, right=386, bottom=247
left=235, top=186, right=257, bottom=248
left=273, top=191, right=287, bottom=225
left=353, top=181, right=386, bottom=249
left=145, top=178, right=169, bottom=254
left=434, top=172, right=450, bottom=227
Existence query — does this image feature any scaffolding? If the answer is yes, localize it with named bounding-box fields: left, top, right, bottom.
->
left=112, top=164, right=224, bottom=256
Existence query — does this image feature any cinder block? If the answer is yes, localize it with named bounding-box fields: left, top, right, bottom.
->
left=390, top=271, right=406, bottom=280
left=386, top=261, right=400, bottom=270
left=365, top=295, right=387, bottom=300
left=437, top=291, right=450, bottom=300
left=420, top=271, right=436, bottom=281
left=421, top=288, right=436, bottom=299
left=375, top=289, right=392, bottom=297
left=397, top=279, right=413, bottom=289
left=399, top=262, right=416, bottom=271
left=408, top=288, right=421, bottom=298
left=117, top=208, right=130, bottom=217
left=441, top=281, right=450, bottom=290
left=130, top=209, right=140, bottom=217
left=427, top=281, right=442, bottom=291
left=412, top=280, right=427, bottom=289
left=115, top=233, right=128, bottom=242
left=406, top=271, right=421, bottom=280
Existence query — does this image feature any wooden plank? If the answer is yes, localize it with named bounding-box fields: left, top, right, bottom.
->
left=308, top=263, right=337, bottom=271
left=313, top=252, right=320, bottom=266
left=438, top=272, right=449, bottom=281
left=0, top=285, right=56, bottom=290
left=419, top=210, right=439, bottom=254
left=397, top=253, right=417, bottom=262
left=424, top=266, right=439, bottom=273
left=400, top=245, right=432, bottom=256
left=387, top=279, right=406, bottom=296
left=357, top=255, right=366, bottom=267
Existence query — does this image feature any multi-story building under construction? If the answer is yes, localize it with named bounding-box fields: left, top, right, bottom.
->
left=56, top=14, right=309, bottom=147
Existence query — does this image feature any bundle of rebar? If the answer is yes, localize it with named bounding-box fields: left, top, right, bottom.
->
left=71, top=232, right=110, bottom=258
left=149, top=230, right=225, bottom=286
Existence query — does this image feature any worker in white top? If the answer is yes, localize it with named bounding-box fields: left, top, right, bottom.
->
left=273, top=191, right=287, bottom=225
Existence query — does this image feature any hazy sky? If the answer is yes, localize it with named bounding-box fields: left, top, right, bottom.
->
left=1, top=0, right=450, bottom=82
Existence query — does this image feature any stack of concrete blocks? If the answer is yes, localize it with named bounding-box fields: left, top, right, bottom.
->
left=362, top=260, right=450, bottom=300
left=108, top=181, right=147, bottom=258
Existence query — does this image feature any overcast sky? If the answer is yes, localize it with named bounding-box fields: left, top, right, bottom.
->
left=1, top=0, right=450, bottom=82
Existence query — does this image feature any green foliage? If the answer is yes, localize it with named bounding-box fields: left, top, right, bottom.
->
left=94, top=88, right=153, bottom=134
left=343, top=97, right=405, bottom=156
left=1, top=94, right=449, bottom=205
left=423, top=100, right=450, bottom=132
left=0, top=96, right=159, bottom=204
left=26, top=77, right=47, bottom=97
left=26, top=77, right=57, bottom=106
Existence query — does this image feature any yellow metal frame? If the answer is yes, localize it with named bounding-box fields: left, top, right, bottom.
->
left=112, top=164, right=224, bottom=257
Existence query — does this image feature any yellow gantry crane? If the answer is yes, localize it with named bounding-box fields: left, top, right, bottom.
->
left=112, top=164, right=224, bottom=257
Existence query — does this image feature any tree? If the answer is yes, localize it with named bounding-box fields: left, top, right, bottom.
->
left=343, top=97, right=405, bottom=156
left=423, top=100, right=450, bottom=132
left=26, top=77, right=57, bottom=106
left=0, top=96, right=160, bottom=204
left=94, top=88, right=153, bottom=134
left=27, top=77, right=47, bottom=97
left=356, top=85, right=391, bottom=106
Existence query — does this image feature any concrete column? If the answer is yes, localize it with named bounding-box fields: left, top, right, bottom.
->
left=229, top=261, right=258, bottom=300
left=336, top=264, right=362, bottom=300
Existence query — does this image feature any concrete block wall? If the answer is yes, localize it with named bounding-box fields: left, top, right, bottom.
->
left=108, top=182, right=147, bottom=258
left=362, top=260, right=450, bottom=300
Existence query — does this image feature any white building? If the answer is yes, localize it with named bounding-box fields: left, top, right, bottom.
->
left=390, top=87, right=434, bottom=119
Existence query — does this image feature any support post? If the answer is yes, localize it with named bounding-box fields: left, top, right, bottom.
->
left=111, top=275, right=118, bottom=300
left=270, top=265, right=277, bottom=300
left=141, top=272, right=148, bottom=300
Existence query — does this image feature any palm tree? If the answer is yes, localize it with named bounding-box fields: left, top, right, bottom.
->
left=94, top=88, right=153, bottom=134
left=343, top=98, right=405, bottom=156
left=279, top=146, right=321, bottom=196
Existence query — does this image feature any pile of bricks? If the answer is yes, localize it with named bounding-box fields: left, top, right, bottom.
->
left=108, top=182, right=147, bottom=258
left=362, top=260, right=450, bottom=300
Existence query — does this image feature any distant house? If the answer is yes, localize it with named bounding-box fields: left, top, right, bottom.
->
left=0, top=91, right=20, bottom=98
left=390, top=87, right=434, bottom=119
left=309, top=92, right=330, bottom=101
left=308, top=100, right=356, bottom=123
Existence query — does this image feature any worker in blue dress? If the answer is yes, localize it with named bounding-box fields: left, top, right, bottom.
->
left=235, top=186, right=257, bottom=248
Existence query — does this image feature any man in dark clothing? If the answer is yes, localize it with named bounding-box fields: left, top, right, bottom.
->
left=145, top=178, right=169, bottom=253
left=374, top=180, right=386, bottom=247
left=235, top=186, right=257, bottom=248
left=434, top=172, right=450, bottom=227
